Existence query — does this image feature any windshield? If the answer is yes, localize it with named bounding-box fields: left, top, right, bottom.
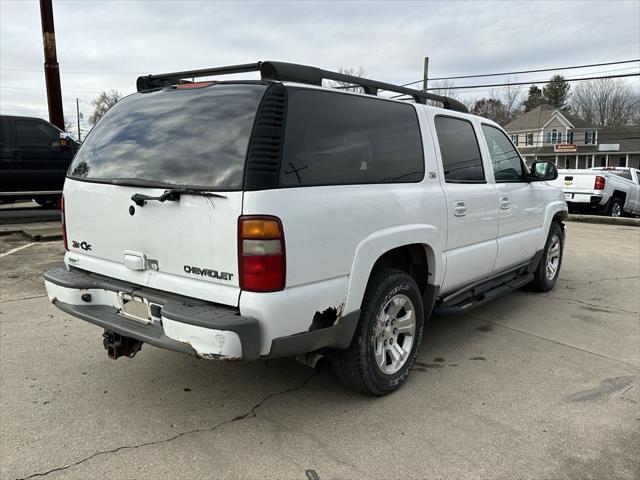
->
left=68, top=83, right=266, bottom=190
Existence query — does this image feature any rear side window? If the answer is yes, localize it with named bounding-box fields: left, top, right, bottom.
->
left=16, top=119, right=58, bottom=147
left=481, top=124, right=525, bottom=182
left=68, top=84, right=266, bottom=190
left=280, top=90, right=424, bottom=186
left=610, top=170, right=632, bottom=181
left=434, top=116, right=485, bottom=183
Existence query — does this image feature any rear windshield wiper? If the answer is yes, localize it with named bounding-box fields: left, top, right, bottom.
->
left=131, top=188, right=227, bottom=207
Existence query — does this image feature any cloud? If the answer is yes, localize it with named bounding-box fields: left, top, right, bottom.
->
left=1, top=0, right=639, bottom=120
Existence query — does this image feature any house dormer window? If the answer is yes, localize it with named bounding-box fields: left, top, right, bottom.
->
left=585, top=131, right=596, bottom=145
left=547, top=129, right=562, bottom=144
left=511, top=134, right=519, bottom=145
left=567, top=131, right=574, bottom=144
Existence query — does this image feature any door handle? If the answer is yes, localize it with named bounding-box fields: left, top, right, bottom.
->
left=453, top=200, right=467, bottom=217
left=500, top=196, right=510, bottom=210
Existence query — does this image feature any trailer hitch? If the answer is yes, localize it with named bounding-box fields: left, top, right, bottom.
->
left=102, top=331, right=143, bottom=359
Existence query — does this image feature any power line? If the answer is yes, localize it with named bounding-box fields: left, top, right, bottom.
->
left=390, top=72, right=640, bottom=98
left=401, top=58, right=640, bottom=86
left=1, top=67, right=139, bottom=75
left=0, top=85, right=97, bottom=94
left=426, top=72, right=640, bottom=91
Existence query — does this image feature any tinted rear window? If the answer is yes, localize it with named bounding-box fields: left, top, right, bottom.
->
left=610, top=170, right=632, bottom=181
left=435, top=116, right=485, bottom=183
left=280, top=90, right=424, bottom=186
left=68, top=84, right=265, bottom=190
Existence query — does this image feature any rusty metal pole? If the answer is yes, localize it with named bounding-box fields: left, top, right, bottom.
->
left=423, top=57, right=429, bottom=91
left=39, top=0, right=64, bottom=130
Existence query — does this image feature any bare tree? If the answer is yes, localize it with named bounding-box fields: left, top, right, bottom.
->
left=327, top=67, right=367, bottom=93
left=571, top=78, right=640, bottom=127
left=428, top=79, right=460, bottom=100
left=497, top=77, right=524, bottom=123
left=89, top=90, right=123, bottom=125
left=471, top=98, right=508, bottom=124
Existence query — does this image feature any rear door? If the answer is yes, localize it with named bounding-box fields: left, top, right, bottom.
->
left=430, top=114, right=499, bottom=293
left=479, top=123, right=543, bottom=272
left=64, top=83, right=267, bottom=307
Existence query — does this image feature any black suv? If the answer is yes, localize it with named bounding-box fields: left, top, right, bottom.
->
left=0, top=115, right=78, bottom=206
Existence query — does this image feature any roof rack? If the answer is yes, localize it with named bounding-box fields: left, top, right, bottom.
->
left=136, top=61, right=469, bottom=113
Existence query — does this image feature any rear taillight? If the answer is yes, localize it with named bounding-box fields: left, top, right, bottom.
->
left=594, top=176, right=606, bottom=190
left=61, top=196, right=68, bottom=251
left=238, top=216, right=285, bottom=292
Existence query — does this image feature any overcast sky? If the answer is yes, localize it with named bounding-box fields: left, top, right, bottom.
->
left=1, top=0, right=639, bottom=133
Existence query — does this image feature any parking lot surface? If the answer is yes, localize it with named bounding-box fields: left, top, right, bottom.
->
left=1, top=222, right=638, bottom=480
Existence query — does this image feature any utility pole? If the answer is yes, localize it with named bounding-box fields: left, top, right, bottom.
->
left=423, top=57, right=429, bottom=91
left=39, top=0, right=64, bottom=130
left=76, top=98, right=81, bottom=142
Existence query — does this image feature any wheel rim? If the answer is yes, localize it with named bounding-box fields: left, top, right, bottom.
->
left=611, top=202, right=621, bottom=217
left=373, top=294, right=416, bottom=375
left=545, top=234, right=561, bottom=281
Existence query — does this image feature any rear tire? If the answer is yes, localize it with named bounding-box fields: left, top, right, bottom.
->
left=530, top=222, right=564, bottom=292
left=607, top=198, right=623, bottom=217
left=331, top=268, right=424, bottom=396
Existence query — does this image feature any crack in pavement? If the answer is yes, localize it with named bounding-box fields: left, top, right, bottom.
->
left=462, top=313, right=638, bottom=369
left=17, top=372, right=319, bottom=480
left=0, top=294, right=48, bottom=304
left=513, top=292, right=639, bottom=315
left=568, top=275, right=640, bottom=287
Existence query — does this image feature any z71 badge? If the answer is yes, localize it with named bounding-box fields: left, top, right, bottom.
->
left=71, top=240, right=92, bottom=251
left=183, top=265, right=233, bottom=281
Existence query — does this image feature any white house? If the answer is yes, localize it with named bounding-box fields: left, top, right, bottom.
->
left=503, top=104, right=640, bottom=169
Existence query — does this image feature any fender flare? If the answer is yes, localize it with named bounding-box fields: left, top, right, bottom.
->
left=539, top=200, right=568, bottom=250
left=343, top=224, right=443, bottom=313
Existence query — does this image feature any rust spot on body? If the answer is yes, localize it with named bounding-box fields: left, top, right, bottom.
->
left=309, top=303, right=345, bottom=331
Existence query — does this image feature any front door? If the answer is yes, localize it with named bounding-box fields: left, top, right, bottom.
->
left=480, top=123, right=544, bottom=272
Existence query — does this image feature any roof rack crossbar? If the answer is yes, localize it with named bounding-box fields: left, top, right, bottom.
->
left=136, top=60, right=468, bottom=113
left=136, top=62, right=261, bottom=92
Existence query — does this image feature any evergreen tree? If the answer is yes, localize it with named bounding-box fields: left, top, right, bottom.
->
left=522, top=85, right=544, bottom=112
left=543, top=75, right=570, bottom=109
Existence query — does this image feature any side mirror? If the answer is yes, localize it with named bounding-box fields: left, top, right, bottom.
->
left=56, top=132, right=72, bottom=151
left=530, top=161, right=558, bottom=182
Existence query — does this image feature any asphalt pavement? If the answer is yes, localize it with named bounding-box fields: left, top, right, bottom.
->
left=0, top=222, right=638, bottom=480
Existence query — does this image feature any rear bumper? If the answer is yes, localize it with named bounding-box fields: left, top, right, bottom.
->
left=43, top=266, right=261, bottom=360
left=563, top=192, right=604, bottom=205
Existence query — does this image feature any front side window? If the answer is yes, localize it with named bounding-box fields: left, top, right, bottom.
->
left=526, top=133, right=534, bottom=146
left=511, top=134, right=519, bottom=146
left=16, top=119, right=58, bottom=147
left=567, top=131, right=574, bottom=144
left=68, top=84, right=266, bottom=190
left=280, top=90, right=424, bottom=186
left=585, top=131, right=596, bottom=145
left=434, top=116, right=485, bottom=183
left=481, top=124, right=524, bottom=182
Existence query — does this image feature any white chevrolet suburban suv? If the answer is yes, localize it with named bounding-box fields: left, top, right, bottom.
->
left=43, top=61, right=567, bottom=395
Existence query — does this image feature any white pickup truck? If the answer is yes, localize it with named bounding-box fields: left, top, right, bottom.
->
left=549, top=167, right=640, bottom=217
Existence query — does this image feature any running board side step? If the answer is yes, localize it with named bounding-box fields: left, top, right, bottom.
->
left=433, top=273, right=534, bottom=315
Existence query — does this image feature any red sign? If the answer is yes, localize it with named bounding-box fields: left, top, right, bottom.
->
left=554, top=144, right=577, bottom=153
